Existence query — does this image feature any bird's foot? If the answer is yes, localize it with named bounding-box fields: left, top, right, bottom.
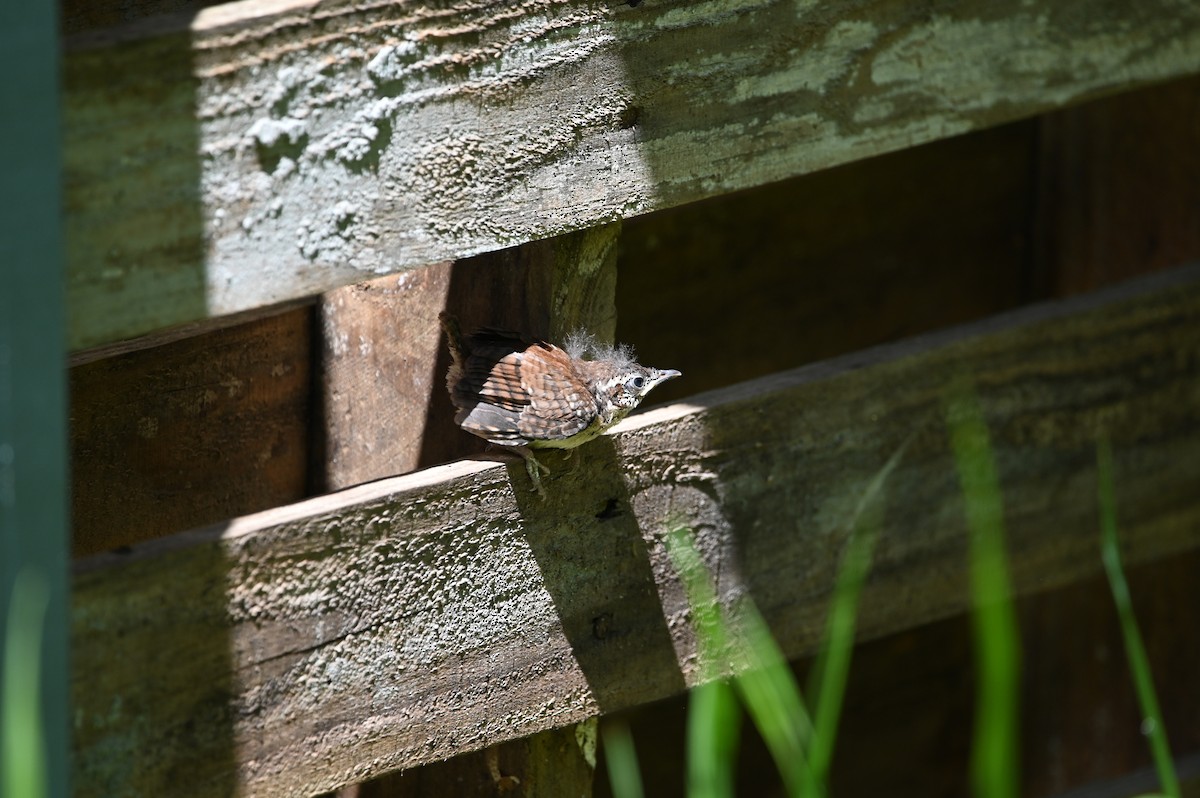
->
left=485, top=745, right=520, bottom=791
left=511, top=447, right=549, bottom=499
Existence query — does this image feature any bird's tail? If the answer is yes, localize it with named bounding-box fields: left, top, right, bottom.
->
left=438, top=312, right=467, bottom=364
left=438, top=312, right=468, bottom=400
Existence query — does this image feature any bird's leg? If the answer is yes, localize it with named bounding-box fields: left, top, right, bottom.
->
left=485, top=744, right=520, bottom=791
left=508, top=446, right=549, bottom=498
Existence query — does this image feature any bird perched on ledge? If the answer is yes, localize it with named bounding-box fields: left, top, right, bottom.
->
left=439, top=313, right=681, bottom=494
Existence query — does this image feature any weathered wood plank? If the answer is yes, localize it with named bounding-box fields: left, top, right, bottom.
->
left=1034, top=73, right=1200, bottom=297
left=63, top=0, right=1200, bottom=349
left=316, top=265, right=454, bottom=490
left=317, top=222, right=620, bottom=794
left=70, top=307, right=315, bottom=555
left=617, top=118, right=1040, bottom=403
left=73, top=266, right=1200, bottom=796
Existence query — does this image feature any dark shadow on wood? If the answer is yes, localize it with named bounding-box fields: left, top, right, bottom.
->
left=67, top=7, right=239, bottom=795
left=1032, top=74, right=1200, bottom=299
left=348, top=725, right=595, bottom=798
left=594, top=612, right=976, bottom=798
left=417, top=246, right=557, bottom=472
left=71, top=308, right=316, bottom=555
left=593, top=548, right=1200, bottom=798
left=616, top=119, right=1043, bottom=406
left=73, top=527, right=239, bottom=798
left=513, top=436, right=689, bottom=712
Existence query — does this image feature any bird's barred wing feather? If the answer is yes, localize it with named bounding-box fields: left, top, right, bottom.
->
left=516, top=346, right=597, bottom=441
left=450, top=336, right=597, bottom=445
left=467, top=350, right=527, bottom=410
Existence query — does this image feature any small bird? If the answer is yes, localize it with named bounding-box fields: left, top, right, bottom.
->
left=439, top=313, right=681, bottom=494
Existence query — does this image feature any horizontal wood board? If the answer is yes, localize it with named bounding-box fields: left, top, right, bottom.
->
left=73, top=265, right=1200, bottom=796
left=64, top=0, right=1200, bottom=349
left=70, top=306, right=315, bottom=555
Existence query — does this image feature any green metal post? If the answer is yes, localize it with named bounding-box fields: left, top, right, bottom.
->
left=0, top=0, right=70, bottom=795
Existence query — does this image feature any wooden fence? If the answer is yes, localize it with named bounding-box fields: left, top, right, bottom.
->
left=49, top=0, right=1200, bottom=795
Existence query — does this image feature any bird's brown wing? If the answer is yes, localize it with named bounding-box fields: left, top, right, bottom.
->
left=449, top=333, right=528, bottom=443
left=450, top=334, right=597, bottom=445
left=515, top=345, right=598, bottom=442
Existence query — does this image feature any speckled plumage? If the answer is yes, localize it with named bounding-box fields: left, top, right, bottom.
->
left=439, top=314, right=681, bottom=493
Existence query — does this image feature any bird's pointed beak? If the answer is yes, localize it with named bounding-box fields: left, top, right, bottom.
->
left=646, top=368, right=682, bottom=392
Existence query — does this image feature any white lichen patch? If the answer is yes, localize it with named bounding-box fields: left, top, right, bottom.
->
left=246, top=117, right=308, bottom=149
left=366, top=41, right=421, bottom=87
left=295, top=200, right=376, bottom=264
left=736, top=19, right=879, bottom=99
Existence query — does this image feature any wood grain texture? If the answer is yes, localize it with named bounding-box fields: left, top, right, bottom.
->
left=1034, top=74, right=1200, bottom=296
left=316, top=265, right=453, bottom=490
left=73, top=266, right=1200, bottom=796
left=322, top=224, right=621, bottom=794
left=617, top=119, right=1040, bottom=404
left=63, top=0, right=1200, bottom=349
left=70, top=307, right=314, bottom=556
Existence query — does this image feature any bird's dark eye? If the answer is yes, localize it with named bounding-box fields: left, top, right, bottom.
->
left=630, top=375, right=646, bottom=390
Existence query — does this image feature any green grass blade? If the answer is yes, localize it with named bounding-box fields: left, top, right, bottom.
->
left=1096, top=438, right=1180, bottom=798
left=3, top=569, right=50, bottom=798
left=601, top=720, right=646, bottom=798
left=687, top=679, right=741, bottom=798
left=664, top=527, right=814, bottom=797
left=731, top=600, right=814, bottom=797
left=663, top=528, right=747, bottom=795
left=667, top=435, right=909, bottom=798
left=665, top=527, right=732, bottom=672
left=946, top=386, right=1020, bottom=798
left=807, top=440, right=909, bottom=784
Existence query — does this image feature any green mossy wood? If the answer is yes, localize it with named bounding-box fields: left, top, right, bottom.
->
left=64, top=0, right=1200, bottom=349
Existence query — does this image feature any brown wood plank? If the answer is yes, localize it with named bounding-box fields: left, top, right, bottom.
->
left=1034, top=74, right=1200, bottom=297
left=62, top=0, right=1200, bottom=349
left=314, top=265, right=453, bottom=491
left=72, top=265, right=1200, bottom=796
left=70, top=306, right=314, bottom=556
left=319, top=224, right=621, bottom=795
left=617, top=118, right=1041, bottom=404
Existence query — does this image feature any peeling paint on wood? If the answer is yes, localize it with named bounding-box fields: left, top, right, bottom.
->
left=63, top=0, right=1200, bottom=349
left=72, top=266, right=1200, bottom=796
